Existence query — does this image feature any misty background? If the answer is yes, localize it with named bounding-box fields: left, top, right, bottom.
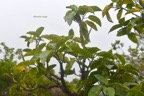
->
left=0, top=0, right=136, bottom=51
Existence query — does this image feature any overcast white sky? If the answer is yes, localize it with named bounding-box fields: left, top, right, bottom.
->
left=0, top=0, right=135, bottom=51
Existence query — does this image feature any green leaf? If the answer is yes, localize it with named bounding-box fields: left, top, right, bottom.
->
left=38, top=62, right=45, bottom=73
left=65, top=69, right=75, bottom=75
left=64, top=10, right=76, bottom=25
left=109, top=24, right=122, bottom=32
left=35, top=27, right=44, bottom=36
left=66, top=5, right=78, bottom=12
left=95, top=74, right=108, bottom=85
left=80, top=22, right=90, bottom=42
left=87, top=47, right=100, bottom=54
left=23, top=48, right=32, bottom=52
left=123, top=0, right=134, bottom=4
left=111, top=83, right=129, bottom=91
left=117, top=27, right=128, bottom=36
left=39, top=50, right=53, bottom=64
left=115, top=53, right=126, bottom=65
left=38, top=43, right=46, bottom=50
left=17, top=60, right=35, bottom=66
left=117, top=9, right=123, bottom=20
left=88, top=15, right=101, bottom=27
left=27, top=31, right=36, bottom=35
left=135, top=24, right=144, bottom=34
left=9, top=84, right=17, bottom=96
left=128, top=33, right=138, bottom=44
left=24, top=49, right=38, bottom=56
left=85, top=20, right=97, bottom=31
left=68, top=29, right=74, bottom=38
left=127, top=89, right=144, bottom=96
left=88, top=85, right=103, bottom=96
left=78, top=5, right=94, bottom=15
left=74, top=13, right=82, bottom=23
left=65, top=58, right=75, bottom=70
left=47, top=64, right=56, bottom=70
left=42, top=34, right=59, bottom=41
left=73, top=37, right=81, bottom=43
left=90, top=59, right=103, bottom=70
left=125, top=8, right=140, bottom=15
left=26, top=27, right=44, bottom=37
left=106, top=12, right=113, bottom=23
left=131, top=84, right=142, bottom=90
left=125, top=64, right=139, bottom=76
left=104, top=87, right=115, bottom=96
left=97, top=50, right=114, bottom=59
left=90, top=6, right=102, bottom=11
left=102, top=3, right=113, bottom=17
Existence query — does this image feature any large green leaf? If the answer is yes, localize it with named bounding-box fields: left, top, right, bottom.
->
left=26, top=27, right=44, bottom=37
left=97, top=50, right=114, bottom=59
left=128, top=33, right=138, bottom=44
left=80, top=22, right=90, bottom=42
left=39, top=50, right=53, bottom=64
left=86, top=47, right=100, bottom=54
left=64, top=10, right=76, bottom=25
left=115, top=53, right=126, bottom=65
left=65, top=69, right=75, bottom=75
left=41, top=34, right=59, bottom=41
left=9, top=84, right=17, bottom=96
left=131, top=84, right=142, bottom=91
left=26, top=31, right=36, bottom=35
left=125, top=8, right=140, bottom=15
left=17, top=60, right=35, bottom=66
left=111, top=83, right=129, bottom=91
left=90, top=6, right=102, bottom=11
left=104, top=87, right=115, bottom=96
left=65, top=58, right=75, bottom=70
left=78, top=5, right=94, bottom=15
left=88, top=15, right=101, bottom=27
left=47, top=64, right=56, bottom=71
left=90, top=59, right=104, bottom=70
left=24, top=43, right=46, bottom=56
left=102, top=3, right=113, bottom=17
left=106, top=12, right=113, bottom=23
left=127, top=89, right=144, bottom=96
left=109, top=24, right=122, bottom=32
left=85, top=20, right=97, bottom=31
left=117, top=9, right=123, bottom=20
left=117, top=27, right=128, bottom=36
left=125, top=64, right=139, bottom=76
left=68, top=29, right=74, bottom=38
left=66, top=5, right=78, bottom=12
left=122, top=0, right=134, bottom=4
left=88, top=85, right=103, bottom=96
left=95, top=74, right=108, bottom=85
left=35, top=27, right=44, bottom=37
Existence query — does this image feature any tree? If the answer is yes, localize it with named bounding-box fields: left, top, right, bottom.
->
left=0, top=42, right=21, bottom=96
left=3, top=0, right=144, bottom=96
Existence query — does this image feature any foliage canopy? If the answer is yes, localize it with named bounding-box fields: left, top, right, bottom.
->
left=1, top=0, right=144, bottom=96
